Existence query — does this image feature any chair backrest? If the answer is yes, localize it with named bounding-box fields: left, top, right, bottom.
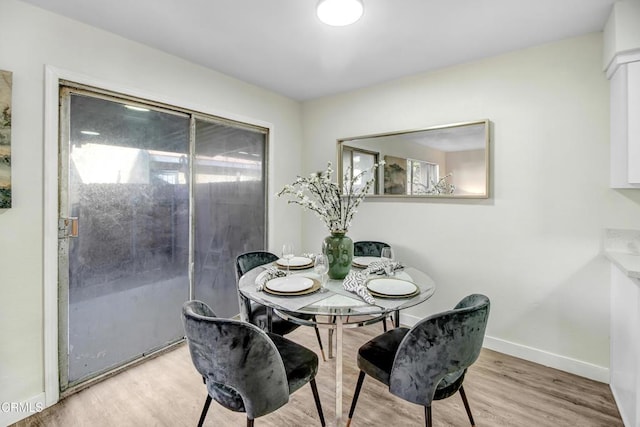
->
left=235, top=251, right=279, bottom=321
left=353, top=241, right=390, bottom=257
left=389, top=294, right=490, bottom=406
left=182, top=300, right=290, bottom=419
left=236, top=251, right=279, bottom=279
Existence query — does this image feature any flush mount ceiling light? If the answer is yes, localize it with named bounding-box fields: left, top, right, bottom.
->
left=317, top=0, right=364, bottom=26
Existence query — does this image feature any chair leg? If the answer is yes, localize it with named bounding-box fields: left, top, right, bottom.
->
left=459, top=385, right=475, bottom=425
left=197, top=395, right=212, bottom=427
left=424, top=405, right=432, bottom=427
left=309, top=378, right=326, bottom=426
left=346, top=371, right=366, bottom=427
left=312, top=316, right=326, bottom=362
left=383, top=317, right=388, bottom=331
left=246, top=418, right=254, bottom=427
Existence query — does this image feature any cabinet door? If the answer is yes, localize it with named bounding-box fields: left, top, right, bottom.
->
left=610, top=266, right=640, bottom=427
left=611, top=61, right=640, bottom=187
left=628, top=61, right=640, bottom=183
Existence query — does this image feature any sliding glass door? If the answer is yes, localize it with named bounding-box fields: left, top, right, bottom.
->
left=193, top=118, right=267, bottom=317
left=58, top=86, right=267, bottom=391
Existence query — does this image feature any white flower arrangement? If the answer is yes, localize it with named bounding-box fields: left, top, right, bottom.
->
left=412, top=172, right=456, bottom=195
left=277, top=161, right=382, bottom=233
left=430, top=173, right=456, bottom=194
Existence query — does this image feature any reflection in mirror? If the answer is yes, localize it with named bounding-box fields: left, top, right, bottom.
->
left=341, top=145, right=379, bottom=195
left=338, top=120, right=490, bottom=198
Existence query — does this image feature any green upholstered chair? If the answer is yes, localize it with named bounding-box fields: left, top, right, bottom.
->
left=353, top=241, right=391, bottom=257
left=347, top=294, right=490, bottom=427
left=182, top=300, right=326, bottom=427
left=353, top=241, right=394, bottom=330
left=235, top=251, right=326, bottom=360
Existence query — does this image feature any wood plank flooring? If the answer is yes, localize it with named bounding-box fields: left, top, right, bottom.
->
left=14, top=323, right=622, bottom=426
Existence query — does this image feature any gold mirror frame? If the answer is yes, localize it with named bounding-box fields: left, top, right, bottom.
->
left=337, top=119, right=490, bottom=199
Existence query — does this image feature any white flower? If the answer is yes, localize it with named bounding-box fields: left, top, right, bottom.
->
left=277, top=161, right=380, bottom=233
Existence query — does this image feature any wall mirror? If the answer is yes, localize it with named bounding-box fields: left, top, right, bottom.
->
left=338, top=119, right=490, bottom=199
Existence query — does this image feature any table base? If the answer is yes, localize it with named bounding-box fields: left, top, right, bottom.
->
left=275, top=310, right=388, bottom=426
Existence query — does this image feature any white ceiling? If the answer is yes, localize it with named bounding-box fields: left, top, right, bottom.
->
left=20, top=0, right=617, bottom=101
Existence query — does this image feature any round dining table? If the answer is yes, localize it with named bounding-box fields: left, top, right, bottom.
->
left=238, top=261, right=436, bottom=426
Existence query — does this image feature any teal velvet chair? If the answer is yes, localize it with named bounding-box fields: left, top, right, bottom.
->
left=354, top=241, right=394, bottom=330
left=235, top=251, right=326, bottom=360
left=346, top=294, right=490, bottom=427
left=182, top=300, right=326, bottom=427
left=353, top=241, right=391, bottom=257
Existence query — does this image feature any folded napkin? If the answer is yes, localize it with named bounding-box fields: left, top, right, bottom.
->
left=343, top=271, right=376, bottom=304
left=343, top=261, right=406, bottom=303
left=255, top=266, right=286, bottom=291
left=364, top=261, right=404, bottom=275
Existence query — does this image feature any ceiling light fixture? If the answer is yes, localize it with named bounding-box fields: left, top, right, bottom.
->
left=317, top=0, right=363, bottom=26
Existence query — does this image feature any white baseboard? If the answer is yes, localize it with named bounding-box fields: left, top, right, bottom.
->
left=399, top=313, right=610, bottom=384
left=0, top=393, right=46, bottom=427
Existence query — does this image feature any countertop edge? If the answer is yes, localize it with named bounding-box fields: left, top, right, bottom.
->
left=605, top=250, right=640, bottom=279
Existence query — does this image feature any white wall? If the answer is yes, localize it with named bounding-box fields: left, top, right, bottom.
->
left=0, top=0, right=303, bottom=424
left=302, top=33, right=640, bottom=381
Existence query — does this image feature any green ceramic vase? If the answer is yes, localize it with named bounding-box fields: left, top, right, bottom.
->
left=323, top=232, right=354, bottom=280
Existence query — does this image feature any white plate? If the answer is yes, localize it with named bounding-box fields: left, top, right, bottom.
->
left=366, top=278, right=418, bottom=296
left=276, top=256, right=313, bottom=267
left=352, top=256, right=380, bottom=267
left=266, top=276, right=314, bottom=293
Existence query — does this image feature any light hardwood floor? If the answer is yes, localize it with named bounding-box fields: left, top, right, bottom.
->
left=14, top=323, right=622, bottom=427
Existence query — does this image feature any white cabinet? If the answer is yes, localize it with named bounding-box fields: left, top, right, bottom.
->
left=610, top=61, right=640, bottom=188
left=605, top=2, right=640, bottom=188
left=610, top=264, right=640, bottom=426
